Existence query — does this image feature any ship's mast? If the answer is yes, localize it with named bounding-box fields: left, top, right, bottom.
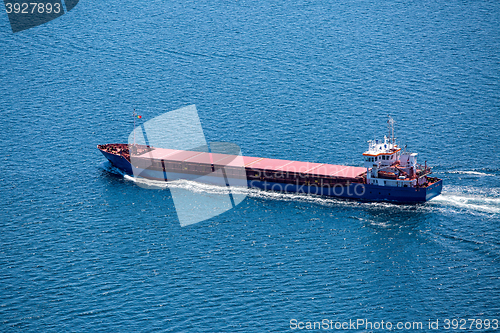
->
left=133, top=109, right=136, bottom=147
left=387, top=115, right=395, bottom=147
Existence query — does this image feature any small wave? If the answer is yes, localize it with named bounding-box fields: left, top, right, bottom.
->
left=442, top=185, right=500, bottom=198
left=99, top=161, right=128, bottom=176
left=447, top=170, right=497, bottom=177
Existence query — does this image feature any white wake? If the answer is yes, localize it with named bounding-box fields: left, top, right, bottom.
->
left=102, top=162, right=499, bottom=216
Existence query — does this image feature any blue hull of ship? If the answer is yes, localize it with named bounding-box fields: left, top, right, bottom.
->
left=248, top=179, right=442, bottom=203
left=100, top=150, right=442, bottom=203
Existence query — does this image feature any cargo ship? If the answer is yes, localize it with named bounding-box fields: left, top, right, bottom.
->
left=98, top=119, right=442, bottom=203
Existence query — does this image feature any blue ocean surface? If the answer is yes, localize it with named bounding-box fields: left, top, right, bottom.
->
left=1, top=0, right=499, bottom=331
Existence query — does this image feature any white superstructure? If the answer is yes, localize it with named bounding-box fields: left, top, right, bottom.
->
left=363, top=117, right=431, bottom=188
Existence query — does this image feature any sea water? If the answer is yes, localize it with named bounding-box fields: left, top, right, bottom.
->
left=0, top=0, right=499, bottom=331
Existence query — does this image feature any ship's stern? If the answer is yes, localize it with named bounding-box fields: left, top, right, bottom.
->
left=425, top=178, right=443, bottom=201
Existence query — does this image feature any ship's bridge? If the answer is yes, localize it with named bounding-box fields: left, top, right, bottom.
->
left=363, top=136, right=400, bottom=168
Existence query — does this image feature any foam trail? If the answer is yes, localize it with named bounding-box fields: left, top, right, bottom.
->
left=430, top=186, right=500, bottom=214
left=120, top=174, right=430, bottom=212
left=105, top=163, right=500, bottom=215
left=123, top=174, right=171, bottom=190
